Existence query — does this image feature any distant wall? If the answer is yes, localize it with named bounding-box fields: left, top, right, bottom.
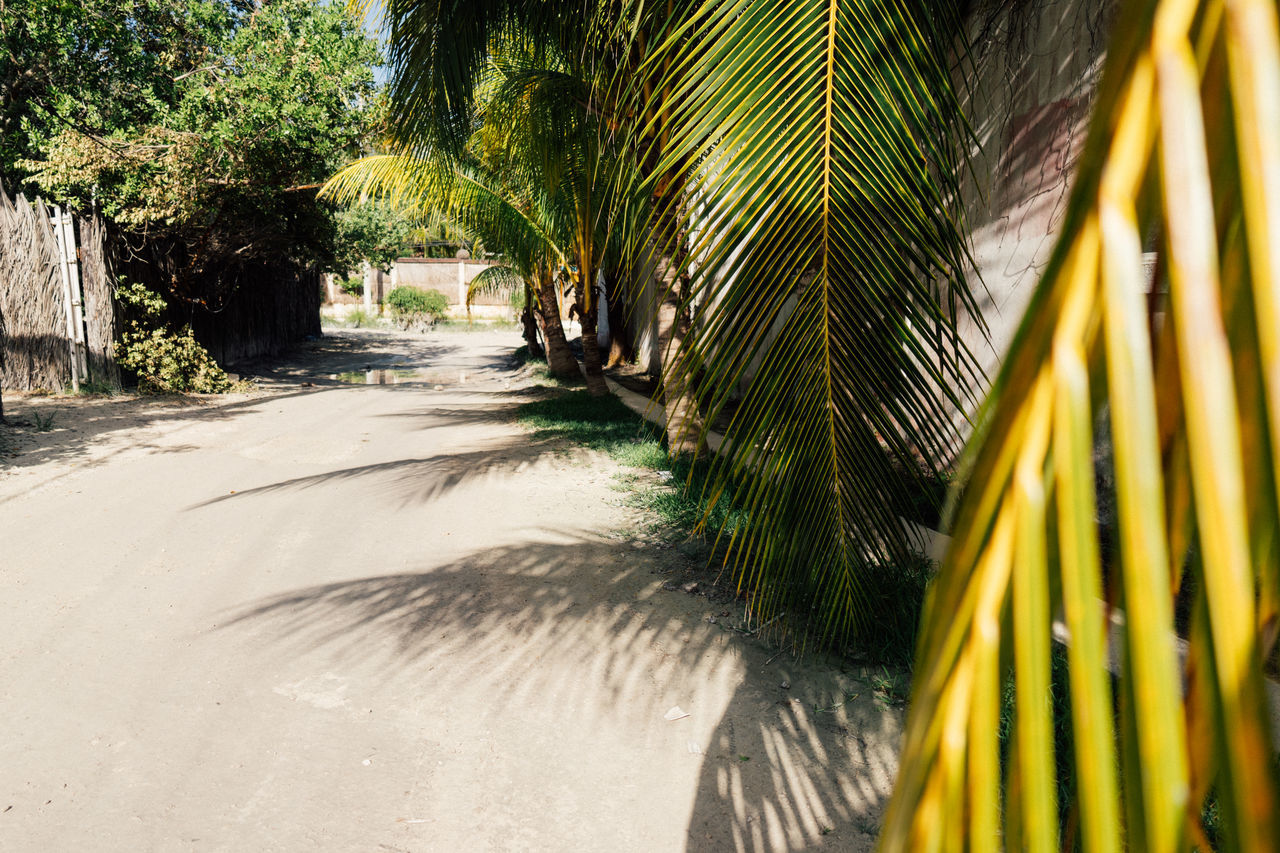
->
left=392, top=258, right=505, bottom=306
left=323, top=258, right=518, bottom=319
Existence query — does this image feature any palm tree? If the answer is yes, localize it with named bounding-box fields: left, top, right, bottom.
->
left=878, top=0, right=1280, bottom=848
left=357, top=0, right=1280, bottom=845
left=324, top=39, right=637, bottom=393
left=323, top=150, right=584, bottom=381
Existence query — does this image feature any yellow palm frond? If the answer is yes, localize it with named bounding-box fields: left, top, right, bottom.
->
left=882, top=0, right=1280, bottom=848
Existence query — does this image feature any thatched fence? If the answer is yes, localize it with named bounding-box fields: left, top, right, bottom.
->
left=2, top=184, right=322, bottom=395
left=110, top=245, right=321, bottom=367
left=0, top=188, right=117, bottom=393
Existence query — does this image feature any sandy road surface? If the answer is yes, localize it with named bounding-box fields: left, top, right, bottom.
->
left=0, top=329, right=900, bottom=852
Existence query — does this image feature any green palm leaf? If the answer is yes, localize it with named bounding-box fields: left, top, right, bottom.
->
left=629, top=0, right=983, bottom=643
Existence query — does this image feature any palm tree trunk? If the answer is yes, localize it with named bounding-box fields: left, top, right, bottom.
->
left=605, top=279, right=634, bottom=367
left=656, top=269, right=704, bottom=456
left=535, top=271, right=578, bottom=379
left=519, top=285, right=543, bottom=357
left=520, top=306, right=543, bottom=357
left=578, top=294, right=609, bottom=397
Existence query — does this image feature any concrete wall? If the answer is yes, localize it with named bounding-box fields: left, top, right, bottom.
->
left=323, top=258, right=517, bottom=320
left=951, top=0, right=1114, bottom=384
left=391, top=258, right=510, bottom=308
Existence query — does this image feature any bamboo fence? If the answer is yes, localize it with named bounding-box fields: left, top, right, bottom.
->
left=0, top=186, right=117, bottom=392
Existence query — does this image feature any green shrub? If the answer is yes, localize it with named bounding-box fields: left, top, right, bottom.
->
left=386, top=286, right=449, bottom=324
left=338, top=275, right=363, bottom=296
left=114, top=282, right=234, bottom=393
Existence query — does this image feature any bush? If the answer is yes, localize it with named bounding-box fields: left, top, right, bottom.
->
left=337, top=275, right=363, bottom=297
left=387, top=286, right=449, bottom=325
left=114, top=282, right=235, bottom=393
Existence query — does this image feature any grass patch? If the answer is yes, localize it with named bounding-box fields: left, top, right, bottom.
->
left=435, top=318, right=520, bottom=332
left=74, top=380, right=122, bottom=396
left=850, top=555, right=934, bottom=666
left=517, top=389, right=664, bottom=459
left=322, top=309, right=386, bottom=329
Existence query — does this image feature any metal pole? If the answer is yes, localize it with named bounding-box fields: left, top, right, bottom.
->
left=362, top=261, right=373, bottom=316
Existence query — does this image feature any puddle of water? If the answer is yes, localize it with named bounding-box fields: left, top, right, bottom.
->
left=327, top=368, right=470, bottom=386
left=329, top=369, right=421, bottom=385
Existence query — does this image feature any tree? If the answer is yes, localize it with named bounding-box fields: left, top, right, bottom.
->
left=331, top=202, right=416, bottom=274
left=324, top=151, right=584, bottom=382
left=324, top=38, right=640, bottom=390
left=6, top=0, right=379, bottom=293
left=0, top=0, right=231, bottom=187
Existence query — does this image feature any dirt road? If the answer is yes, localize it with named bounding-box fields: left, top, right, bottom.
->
left=0, top=329, right=900, bottom=852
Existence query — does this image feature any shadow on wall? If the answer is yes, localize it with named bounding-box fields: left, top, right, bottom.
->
left=221, top=536, right=904, bottom=850
left=951, top=0, right=1116, bottom=355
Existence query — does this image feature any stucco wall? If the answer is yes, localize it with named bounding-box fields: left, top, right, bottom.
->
left=952, top=0, right=1114, bottom=384
left=323, top=258, right=519, bottom=319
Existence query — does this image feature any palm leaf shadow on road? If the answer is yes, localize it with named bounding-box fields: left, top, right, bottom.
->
left=221, top=537, right=902, bottom=850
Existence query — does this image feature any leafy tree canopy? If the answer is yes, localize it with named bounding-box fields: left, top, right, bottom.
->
left=331, top=202, right=416, bottom=272
left=2, top=0, right=380, bottom=273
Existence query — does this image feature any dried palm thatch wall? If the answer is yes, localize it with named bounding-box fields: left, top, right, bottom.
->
left=0, top=188, right=117, bottom=392
left=79, top=215, right=119, bottom=389
left=0, top=191, right=72, bottom=391
left=110, top=237, right=321, bottom=368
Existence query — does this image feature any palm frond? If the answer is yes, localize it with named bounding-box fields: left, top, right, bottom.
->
left=630, top=0, right=982, bottom=644
left=466, top=264, right=524, bottom=310
left=374, top=0, right=614, bottom=155
left=881, top=0, right=1280, bottom=847
left=321, top=153, right=569, bottom=278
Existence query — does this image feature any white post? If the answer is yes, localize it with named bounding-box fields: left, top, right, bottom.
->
left=60, top=211, right=88, bottom=382
left=457, top=261, right=466, bottom=307
left=362, top=261, right=373, bottom=316
left=51, top=205, right=82, bottom=392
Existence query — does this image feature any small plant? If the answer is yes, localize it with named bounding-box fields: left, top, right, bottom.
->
left=868, top=667, right=908, bottom=707
left=114, top=281, right=234, bottom=393
left=337, top=275, right=364, bottom=297
left=32, top=410, right=57, bottom=432
left=386, top=286, right=449, bottom=328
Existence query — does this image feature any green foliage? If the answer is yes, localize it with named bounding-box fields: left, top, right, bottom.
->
left=6, top=0, right=380, bottom=272
left=113, top=282, right=232, bottom=393
left=517, top=390, right=661, bottom=456
left=386, top=286, right=449, bottom=323
left=332, top=203, right=416, bottom=273
left=336, top=275, right=364, bottom=296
